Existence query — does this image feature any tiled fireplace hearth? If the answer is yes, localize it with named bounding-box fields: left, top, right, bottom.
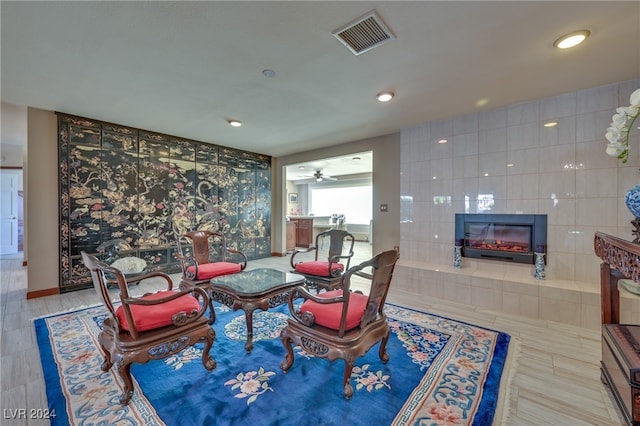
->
left=389, top=260, right=640, bottom=332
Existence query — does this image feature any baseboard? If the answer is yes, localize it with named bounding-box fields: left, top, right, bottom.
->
left=22, top=260, right=27, bottom=267
left=271, top=251, right=288, bottom=257
left=27, top=287, right=60, bottom=299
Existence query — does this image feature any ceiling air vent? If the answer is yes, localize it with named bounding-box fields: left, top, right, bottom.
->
left=332, top=10, right=395, bottom=56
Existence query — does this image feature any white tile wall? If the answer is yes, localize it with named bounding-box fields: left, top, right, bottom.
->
left=397, top=79, right=640, bottom=328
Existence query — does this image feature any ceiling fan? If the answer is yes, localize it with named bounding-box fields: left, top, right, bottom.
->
left=312, top=170, right=337, bottom=182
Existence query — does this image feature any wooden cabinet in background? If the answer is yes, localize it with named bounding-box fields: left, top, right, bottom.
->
left=295, top=218, right=313, bottom=248
left=286, top=222, right=297, bottom=251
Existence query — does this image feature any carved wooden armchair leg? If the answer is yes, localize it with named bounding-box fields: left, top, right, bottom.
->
left=279, top=331, right=295, bottom=372
left=379, top=331, right=391, bottom=363
left=100, top=348, right=113, bottom=372
left=98, top=338, right=113, bottom=372
left=342, top=358, right=356, bottom=399
left=202, top=328, right=217, bottom=370
left=117, top=361, right=135, bottom=405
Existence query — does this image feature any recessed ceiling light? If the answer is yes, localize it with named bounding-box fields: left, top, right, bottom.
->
left=228, top=120, right=243, bottom=127
left=544, top=121, right=558, bottom=127
left=352, top=156, right=361, bottom=161
left=376, top=92, right=394, bottom=102
left=262, top=69, right=276, bottom=78
left=475, top=98, right=490, bottom=107
left=553, top=30, right=590, bottom=49
left=438, top=139, right=448, bottom=144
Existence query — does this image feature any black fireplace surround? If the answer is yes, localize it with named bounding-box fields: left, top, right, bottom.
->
left=455, top=213, right=547, bottom=265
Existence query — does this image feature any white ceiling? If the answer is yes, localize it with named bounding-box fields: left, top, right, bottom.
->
left=285, top=150, right=373, bottom=181
left=2, top=1, right=639, bottom=170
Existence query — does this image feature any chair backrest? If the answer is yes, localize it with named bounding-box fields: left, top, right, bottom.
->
left=314, top=229, right=355, bottom=266
left=340, top=249, right=399, bottom=331
left=81, top=251, right=127, bottom=326
left=180, top=230, right=228, bottom=265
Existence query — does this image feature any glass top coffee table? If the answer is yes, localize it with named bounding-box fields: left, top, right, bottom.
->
left=207, top=268, right=305, bottom=352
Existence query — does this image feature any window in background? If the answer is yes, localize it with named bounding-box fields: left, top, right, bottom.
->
left=310, top=185, right=372, bottom=224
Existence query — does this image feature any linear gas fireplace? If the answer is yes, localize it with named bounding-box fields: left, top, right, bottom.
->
left=454, top=213, right=547, bottom=265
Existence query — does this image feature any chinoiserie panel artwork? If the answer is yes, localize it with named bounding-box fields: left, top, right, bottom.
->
left=58, top=113, right=271, bottom=292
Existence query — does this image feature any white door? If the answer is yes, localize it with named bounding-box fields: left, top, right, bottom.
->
left=0, top=171, right=19, bottom=255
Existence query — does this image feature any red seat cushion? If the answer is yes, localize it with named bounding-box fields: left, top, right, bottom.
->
left=300, top=289, right=368, bottom=331
left=187, top=262, right=242, bottom=280
left=294, top=261, right=344, bottom=277
left=116, top=290, right=201, bottom=332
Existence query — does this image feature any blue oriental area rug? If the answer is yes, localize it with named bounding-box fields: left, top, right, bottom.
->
left=34, top=302, right=515, bottom=425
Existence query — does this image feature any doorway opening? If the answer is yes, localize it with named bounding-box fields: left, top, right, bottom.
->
left=284, top=152, right=372, bottom=243
left=0, top=168, right=24, bottom=255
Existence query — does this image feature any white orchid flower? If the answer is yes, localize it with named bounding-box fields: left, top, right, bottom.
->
left=630, top=88, right=640, bottom=107
left=612, top=112, right=628, bottom=127
left=606, top=128, right=622, bottom=143
left=619, top=106, right=638, bottom=116
left=606, top=143, right=625, bottom=157
left=605, top=87, right=639, bottom=164
left=620, top=105, right=639, bottom=117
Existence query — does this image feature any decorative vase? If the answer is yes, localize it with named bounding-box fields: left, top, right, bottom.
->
left=625, top=185, right=640, bottom=218
left=625, top=185, right=640, bottom=242
left=534, top=251, right=546, bottom=280
left=453, top=239, right=463, bottom=269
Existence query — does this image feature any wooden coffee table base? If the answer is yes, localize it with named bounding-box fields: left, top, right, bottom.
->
left=208, top=285, right=297, bottom=352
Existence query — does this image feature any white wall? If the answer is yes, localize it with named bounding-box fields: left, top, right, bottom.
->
left=400, top=79, right=640, bottom=285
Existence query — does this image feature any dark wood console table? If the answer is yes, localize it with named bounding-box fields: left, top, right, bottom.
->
left=594, top=231, right=640, bottom=425
left=594, top=231, right=640, bottom=324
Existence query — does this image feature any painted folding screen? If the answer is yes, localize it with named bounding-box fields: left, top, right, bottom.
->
left=58, top=113, right=271, bottom=292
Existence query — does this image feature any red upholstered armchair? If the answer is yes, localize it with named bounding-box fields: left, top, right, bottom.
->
left=176, top=230, right=247, bottom=283
left=81, top=251, right=216, bottom=405
left=290, top=229, right=355, bottom=292
left=281, top=249, right=399, bottom=398
left=176, top=230, right=247, bottom=322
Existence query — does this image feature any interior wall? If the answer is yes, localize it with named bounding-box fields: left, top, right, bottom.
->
left=26, top=107, right=58, bottom=294
left=275, top=133, right=400, bottom=257
left=400, top=78, right=640, bottom=285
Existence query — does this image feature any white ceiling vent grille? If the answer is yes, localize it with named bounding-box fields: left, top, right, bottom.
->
left=332, top=10, right=395, bottom=56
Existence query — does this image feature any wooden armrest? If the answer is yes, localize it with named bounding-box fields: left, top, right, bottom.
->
left=329, top=253, right=354, bottom=263
left=125, top=271, right=173, bottom=289
left=290, top=246, right=318, bottom=268
left=122, top=287, right=209, bottom=327
left=287, top=285, right=348, bottom=325
left=123, top=286, right=207, bottom=306
left=226, top=249, right=248, bottom=270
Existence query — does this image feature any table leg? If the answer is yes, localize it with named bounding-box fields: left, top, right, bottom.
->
left=208, top=297, right=217, bottom=325
left=244, top=308, right=255, bottom=352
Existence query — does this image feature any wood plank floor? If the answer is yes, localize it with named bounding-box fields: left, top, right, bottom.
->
left=0, top=243, right=625, bottom=425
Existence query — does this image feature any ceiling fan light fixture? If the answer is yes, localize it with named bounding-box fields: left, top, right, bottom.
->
left=228, top=119, right=243, bottom=127
left=376, top=92, right=394, bottom=102
left=553, top=29, right=590, bottom=49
